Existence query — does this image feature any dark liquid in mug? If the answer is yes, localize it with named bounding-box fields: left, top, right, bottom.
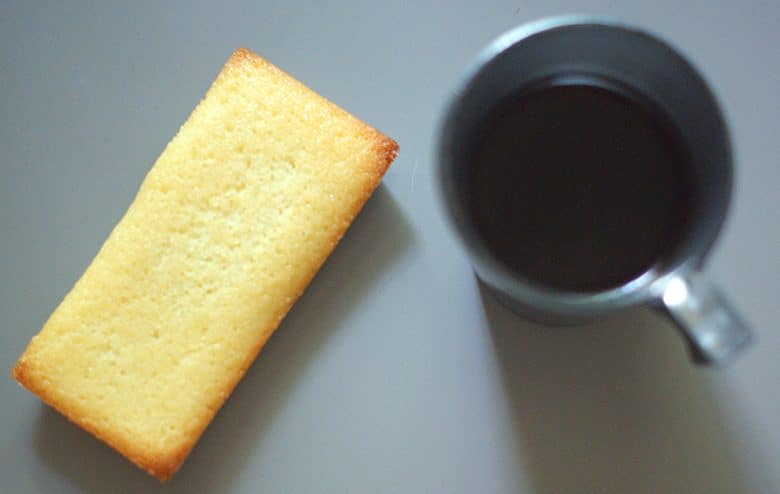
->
left=468, top=76, right=697, bottom=292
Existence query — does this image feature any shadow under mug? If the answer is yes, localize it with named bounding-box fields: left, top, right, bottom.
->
left=437, top=16, right=753, bottom=365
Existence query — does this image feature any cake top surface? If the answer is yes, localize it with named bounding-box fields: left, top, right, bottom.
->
left=14, top=48, right=397, bottom=480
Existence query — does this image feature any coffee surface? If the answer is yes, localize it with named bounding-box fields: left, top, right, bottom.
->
left=469, top=77, right=696, bottom=292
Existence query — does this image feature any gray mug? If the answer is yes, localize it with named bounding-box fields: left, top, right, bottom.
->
left=437, top=16, right=753, bottom=365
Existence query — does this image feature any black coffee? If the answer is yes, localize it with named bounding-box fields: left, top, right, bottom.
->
left=469, top=76, right=697, bottom=292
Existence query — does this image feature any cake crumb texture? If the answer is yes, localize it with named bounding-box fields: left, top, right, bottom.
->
left=12, top=47, right=398, bottom=481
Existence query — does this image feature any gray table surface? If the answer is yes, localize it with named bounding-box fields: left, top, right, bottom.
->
left=2, top=1, right=778, bottom=493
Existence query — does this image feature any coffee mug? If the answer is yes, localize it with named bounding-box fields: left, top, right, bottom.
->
left=437, top=16, right=753, bottom=365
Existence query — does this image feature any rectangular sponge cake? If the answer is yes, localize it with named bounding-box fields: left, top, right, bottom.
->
left=12, top=48, right=398, bottom=480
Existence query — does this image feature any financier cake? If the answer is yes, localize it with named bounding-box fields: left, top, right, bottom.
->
left=12, top=48, right=398, bottom=481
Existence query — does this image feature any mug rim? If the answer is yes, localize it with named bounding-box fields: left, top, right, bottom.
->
left=436, top=15, right=731, bottom=316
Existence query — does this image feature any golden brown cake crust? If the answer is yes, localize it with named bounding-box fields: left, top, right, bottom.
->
left=229, top=47, right=398, bottom=170
left=12, top=48, right=398, bottom=481
left=13, top=356, right=188, bottom=479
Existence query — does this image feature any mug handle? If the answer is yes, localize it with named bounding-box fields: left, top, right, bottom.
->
left=653, top=272, right=753, bottom=365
